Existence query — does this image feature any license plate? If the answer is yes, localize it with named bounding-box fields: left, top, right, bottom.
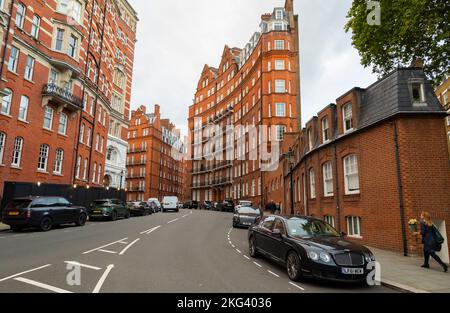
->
left=94, top=211, right=102, bottom=214
left=243, top=222, right=251, bottom=225
left=8, top=211, right=20, bottom=216
left=342, top=268, right=364, bottom=275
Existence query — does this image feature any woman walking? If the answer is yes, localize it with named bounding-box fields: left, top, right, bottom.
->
left=420, top=212, right=448, bottom=272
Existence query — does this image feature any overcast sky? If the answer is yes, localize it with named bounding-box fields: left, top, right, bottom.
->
left=127, top=0, right=378, bottom=136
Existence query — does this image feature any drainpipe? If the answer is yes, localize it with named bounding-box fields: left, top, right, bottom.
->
left=333, top=141, right=342, bottom=232
left=0, top=0, right=15, bottom=81
left=393, top=121, right=408, bottom=256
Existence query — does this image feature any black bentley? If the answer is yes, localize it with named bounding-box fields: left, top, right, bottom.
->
left=233, top=206, right=263, bottom=228
left=248, top=215, right=376, bottom=283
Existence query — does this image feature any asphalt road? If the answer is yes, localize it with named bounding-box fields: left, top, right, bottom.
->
left=0, top=210, right=396, bottom=293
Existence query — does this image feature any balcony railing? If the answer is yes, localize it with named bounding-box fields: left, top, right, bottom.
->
left=192, top=161, right=233, bottom=174
left=126, top=160, right=147, bottom=166
left=42, top=84, right=83, bottom=112
left=127, top=148, right=148, bottom=153
left=191, top=177, right=233, bottom=188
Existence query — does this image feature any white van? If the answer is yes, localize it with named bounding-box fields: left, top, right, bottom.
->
left=162, top=196, right=179, bottom=212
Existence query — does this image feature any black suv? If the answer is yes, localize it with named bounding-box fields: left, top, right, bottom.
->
left=220, top=199, right=235, bottom=212
left=188, top=200, right=199, bottom=210
left=2, top=197, right=88, bottom=232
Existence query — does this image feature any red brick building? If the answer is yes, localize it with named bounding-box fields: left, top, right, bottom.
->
left=188, top=0, right=300, bottom=207
left=0, top=0, right=137, bottom=199
left=273, top=68, right=450, bottom=261
left=126, top=105, right=186, bottom=202
left=435, top=76, right=450, bottom=154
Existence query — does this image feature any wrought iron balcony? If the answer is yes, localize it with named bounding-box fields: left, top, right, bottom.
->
left=42, top=84, right=83, bottom=112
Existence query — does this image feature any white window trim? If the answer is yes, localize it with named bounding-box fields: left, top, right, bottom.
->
left=322, top=162, right=334, bottom=197
left=343, top=154, right=360, bottom=195
left=347, top=216, right=362, bottom=238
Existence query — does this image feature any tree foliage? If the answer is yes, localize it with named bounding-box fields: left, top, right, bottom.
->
left=345, top=0, right=449, bottom=85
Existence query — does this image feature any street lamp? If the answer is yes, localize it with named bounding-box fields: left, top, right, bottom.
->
left=285, top=148, right=295, bottom=214
left=119, top=170, right=124, bottom=190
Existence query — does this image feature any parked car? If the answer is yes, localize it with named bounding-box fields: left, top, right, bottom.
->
left=130, top=201, right=153, bottom=216
left=147, top=198, right=162, bottom=212
left=200, top=201, right=213, bottom=210
left=234, top=200, right=253, bottom=212
left=248, top=215, right=376, bottom=283
left=162, top=196, right=179, bottom=212
left=183, top=202, right=190, bottom=209
left=2, top=197, right=88, bottom=232
left=233, top=206, right=263, bottom=228
left=186, top=200, right=198, bottom=210
left=219, top=198, right=235, bottom=212
left=89, top=199, right=130, bottom=221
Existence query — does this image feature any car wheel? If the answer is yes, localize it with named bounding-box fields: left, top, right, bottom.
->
left=124, top=210, right=131, bottom=219
left=39, top=216, right=53, bottom=232
left=76, top=213, right=87, bottom=226
left=110, top=211, right=118, bottom=221
left=10, top=225, right=23, bottom=232
left=286, top=251, right=303, bottom=282
left=249, top=236, right=259, bottom=258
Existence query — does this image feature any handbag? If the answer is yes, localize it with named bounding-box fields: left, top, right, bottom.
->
left=433, top=225, right=445, bottom=245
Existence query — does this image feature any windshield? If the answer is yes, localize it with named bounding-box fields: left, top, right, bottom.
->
left=93, top=200, right=110, bottom=206
left=239, top=201, right=252, bottom=207
left=286, top=218, right=340, bottom=238
left=237, top=207, right=261, bottom=215
left=6, top=200, right=32, bottom=210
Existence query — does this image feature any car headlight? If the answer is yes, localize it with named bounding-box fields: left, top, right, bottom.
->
left=364, top=253, right=376, bottom=262
left=320, top=252, right=331, bottom=263
left=308, top=251, right=319, bottom=261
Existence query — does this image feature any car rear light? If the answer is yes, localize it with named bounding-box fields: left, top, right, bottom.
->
left=26, top=209, right=31, bottom=218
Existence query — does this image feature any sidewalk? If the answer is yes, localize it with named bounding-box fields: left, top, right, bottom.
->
left=370, top=246, right=450, bottom=293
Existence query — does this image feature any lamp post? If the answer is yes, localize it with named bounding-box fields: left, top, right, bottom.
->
left=285, top=148, right=295, bottom=214
left=119, top=170, right=124, bottom=190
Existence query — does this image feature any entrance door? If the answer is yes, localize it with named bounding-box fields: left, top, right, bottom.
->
left=433, top=219, right=449, bottom=264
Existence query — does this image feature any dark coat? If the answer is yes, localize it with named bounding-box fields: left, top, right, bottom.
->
left=421, top=223, right=438, bottom=252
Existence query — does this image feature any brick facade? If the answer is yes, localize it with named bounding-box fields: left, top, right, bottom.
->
left=188, top=0, right=300, bottom=208
left=435, top=76, right=450, bottom=155
left=126, top=105, right=186, bottom=202
left=0, top=0, right=137, bottom=201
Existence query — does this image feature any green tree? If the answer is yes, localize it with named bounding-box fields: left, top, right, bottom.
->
left=345, top=0, right=449, bottom=85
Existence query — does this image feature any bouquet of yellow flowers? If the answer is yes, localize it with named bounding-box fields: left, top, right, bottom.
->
left=408, top=219, right=419, bottom=232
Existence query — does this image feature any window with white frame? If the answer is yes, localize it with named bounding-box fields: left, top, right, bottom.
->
left=0, top=132, right=5, bottom=164
left=8, top=47, right=19, bottom=72
left=83, top=158, right=88, bottom=180
left=18, top=95, right=29, bottom=121
left=343, top=154, right=360, bottom=194
left=95, top=134, right=99, bottom=151
left=75, top=155, right=81, bottom=179
left=342, top=103, right=353, bottom=132
left=68, top=35, right=78, bottom=58
left=308, top=128, right=313, bottom=150
left=57, top=0, right=82, bottom=23
left=98, top=164, right=102, bottom=184
left=347, top=216, right=362, bottom=237
left=38, top=144, right=49, bottom=171
left=275, top=60, right=285, bottom=70
left=411, top=82, right=425, bottom=103
left=276, top=125, right=286, bottom=141
left=92, top=162, right=97, bottom=183
left=43, top=106, right=54, bottom=130
left=55, top=28, right=64, bottom=51
left=49, top=70, right=59, bottom=85
left=274, top=40, right=284, bottom=50
left=24, top=56, right=35, bottom=80
left=31, top=15, right=40, bottom=39
left=275, top=103, right=285, bottom=117
left=53, top=149, right=64, bottom=174
left=79, top=124, right=84, bottom=143
left=15, top=3, right=26, bottom=28
left=275, top=80, right=285, bottom=93
left=11, top=137, right=23, bottom=167
left=58, top=113, right=68, bottom=135
left=322, top=162, right=333, bottom=196
left=324, top=215, right=335, bottom=227
left=309, top=168, right=316, bottom=199
left=275, top=9, right=283, bottom=20
left=322, top=117, right=329, bottom=142
left=1, top=89, right=12, bottom=115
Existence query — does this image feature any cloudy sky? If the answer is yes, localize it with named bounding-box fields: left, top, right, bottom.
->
left=127, top=0, right=378, bottom=135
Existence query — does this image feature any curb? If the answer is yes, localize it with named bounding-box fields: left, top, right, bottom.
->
left=0, top=223, right=10, bottom=232
left=381, top=279, right=430, bottom=293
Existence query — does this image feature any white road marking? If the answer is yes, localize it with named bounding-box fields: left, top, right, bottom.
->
left=64, top=261, right=102, bottom=271
left=92, top=264, right=114, bottom=293
left=14, top=277, right=73, bottom=293
left=0, top=264, right=51, bottom=282
left=140, top=225, right=161, bottom=235
left=182, top=214, right=189, bottom=218
left=268, top=270, right=280, bottom=278
left=118, top=241, right=129, bottom=244
left=289, top=282, right=305, bottom=291
left=83, top=237, right=128, bottom=254
left=167, top=218, right=179, bottom=224
left=98, top=249, right=117, bottom=254
left=118, top=238, right=140, bottom=256
left=244, top=255, right=250, bottom=260
left=235, top=249, right=242, bottom=254
left=253, top=262, right=263, bottom=268
left=231, top=245, right=235, bottom=248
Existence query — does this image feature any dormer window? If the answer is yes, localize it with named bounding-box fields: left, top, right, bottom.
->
left=322, top=117, right=329, bottom=142
left=342, top=103, right=353, bottom=133
left=275, top=9, right=283, bottom=20
left=274, top=22, right=284, bottom=31
left=411, top=82, right=426, bottom=104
